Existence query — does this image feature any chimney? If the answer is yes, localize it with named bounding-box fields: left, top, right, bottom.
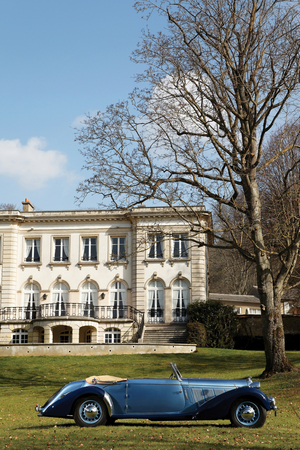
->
left=22, top=198, right=34, bottom=212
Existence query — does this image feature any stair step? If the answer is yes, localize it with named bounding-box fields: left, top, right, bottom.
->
left=143, top=325, right=187, bottom=344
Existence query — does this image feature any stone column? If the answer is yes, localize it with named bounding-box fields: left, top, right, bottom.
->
left=131, top=224, right=146, bottom=312
left=72, top=325, right=80, bottom=343
left=44, top=326, right=52, bottom=344
left=164, top=287, right=172, bottom=323
left=1, top=224, right=19, bottom=308
left=191, top=243, right=207, bottom=303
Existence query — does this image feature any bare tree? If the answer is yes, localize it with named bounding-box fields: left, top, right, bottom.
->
left=76, top=0, right=300, bottom=376
left=0, top=203, right=16, bottom=210
left=209, top=246, right=256, bottom=295
left=260, top=122, right=300, bottom=285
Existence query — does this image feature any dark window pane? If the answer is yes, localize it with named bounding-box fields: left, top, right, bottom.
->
left=173, top=240, right=180, bottom=258
left=26, top=247, right=33, bottom=262
left=54, top=239, right=61, bottom=261
left=91, top=244, right=97, bottom=260
left=119, top=242, right=126, bottom=259
left=33, top=241, right=40, bottom=261
left=149, top=244, right=155, bottom=258
left=156, top=239, right=163, bottom=258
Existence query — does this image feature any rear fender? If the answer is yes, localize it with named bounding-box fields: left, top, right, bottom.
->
left=44, top=386, right=113, bottom=418
left=193, top=387, right=270, bottom=421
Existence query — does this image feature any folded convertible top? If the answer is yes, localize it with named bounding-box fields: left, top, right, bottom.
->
left=86, top=375, right=128, bottom=384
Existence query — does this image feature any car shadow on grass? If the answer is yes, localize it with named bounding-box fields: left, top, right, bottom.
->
left=15, top=421, right=233, bottom=430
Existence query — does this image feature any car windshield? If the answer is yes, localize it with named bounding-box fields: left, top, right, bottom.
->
left=169, top=362, right=182, bottom=381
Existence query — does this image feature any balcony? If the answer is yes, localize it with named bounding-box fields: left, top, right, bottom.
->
left=172, top=308, right=188, bottom=323
left=0, top=303, right=144, bottom=324
left=147, top=308, right=164, bottom=323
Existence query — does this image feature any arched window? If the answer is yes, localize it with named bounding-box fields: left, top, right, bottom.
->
left=60, top=329, right=72, bottom=343
left=81, top=282, right=98, bottom=318
left=86, top=329, right=92, bottom=343
left=12, top=329, right=28, bottom=344
left=39, top=329, right=44, bottom=343
left=52, top=283, right=68, bottom=317
left=105, top=328, right=121, bottom=343
left=24, top=283, right=39, bottom=319
left=110, top=282, right=127, bottom=319
left=148, top=280, right=164, bottom=323
left=172, top=279, right=189, bottom=322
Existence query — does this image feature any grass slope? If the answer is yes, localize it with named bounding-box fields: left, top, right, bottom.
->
left=0, top=349, right=299, bottom=449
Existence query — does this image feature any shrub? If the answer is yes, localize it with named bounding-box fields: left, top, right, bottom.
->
left=186, top=322, right=207, bottom=347
left=187, top=300, right=238, bottom=349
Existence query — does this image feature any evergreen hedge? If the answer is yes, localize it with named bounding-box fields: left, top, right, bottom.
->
left=187, top=300, right=239, bottom=349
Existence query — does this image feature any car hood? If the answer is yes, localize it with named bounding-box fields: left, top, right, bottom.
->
left=183, top=377, right=260, bottom=388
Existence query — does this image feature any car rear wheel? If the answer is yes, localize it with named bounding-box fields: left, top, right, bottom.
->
left=74, top=396, right=108, bottom=427
left=230, top=397, right=267, bottom=428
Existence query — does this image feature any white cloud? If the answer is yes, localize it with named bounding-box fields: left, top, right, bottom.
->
left=72, top=115, right=87, bottom=128
left=72, top=111, right=98, bottom=128
left=0, top=137, right=73, bottom=190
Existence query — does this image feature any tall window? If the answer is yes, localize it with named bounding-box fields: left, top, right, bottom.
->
left=148, top=280, right=164, bottom=322
left=111, top=237, right=126, bottom=261
left=12, top=329, right=28, bottom=344
left=86, top=329, right=92, bottom=343
left=105, top=328, right=121, bottom=343
left=173, top=235, right=188, bottom=258
left=110, top=282, right=127, bottom=318
left=81, top=282, right=97, bottom=317
left=24, top=283, right=39, bottom=319
left=82, top=238, right=97, bottom=261
left=52, top=283, right=68, bottom=316
left=53, top=238, right=69, bottom=262
left=25, top=239, right=40, bottom=262
left=148, top=235, right=163, bottom=258
left=172, top=279, right=189, bottom=321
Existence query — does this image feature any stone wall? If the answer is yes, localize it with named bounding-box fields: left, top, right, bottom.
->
left=0, top=343, right=196, bottom=357
left=237, top=315, right=300, bottom=337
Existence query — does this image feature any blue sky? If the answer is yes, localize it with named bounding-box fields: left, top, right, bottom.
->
left=0, top=0, right=164, bottom=211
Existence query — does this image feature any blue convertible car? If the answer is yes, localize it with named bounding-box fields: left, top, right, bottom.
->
left=36, top=362, right=276, bottom=428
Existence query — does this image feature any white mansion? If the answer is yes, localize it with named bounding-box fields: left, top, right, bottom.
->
left=0, top=200, right=211, bottom=345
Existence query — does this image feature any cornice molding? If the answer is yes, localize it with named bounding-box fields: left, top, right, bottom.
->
left=0, top=206, right=211, bottom=226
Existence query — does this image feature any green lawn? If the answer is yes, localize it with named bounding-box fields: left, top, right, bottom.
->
left=0, top=349, right=299, bottom=449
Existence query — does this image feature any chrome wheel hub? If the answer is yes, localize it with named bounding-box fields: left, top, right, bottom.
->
left=236, top=401, right=260, bottom=426
left=241, top=406, right=255, bottom=421
left=79, top=400, right=102, bottom=423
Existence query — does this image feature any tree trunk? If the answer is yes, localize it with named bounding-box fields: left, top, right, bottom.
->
left=244, top=155, right=296, bottom=377
left=257, top=275, right=295, bottom=378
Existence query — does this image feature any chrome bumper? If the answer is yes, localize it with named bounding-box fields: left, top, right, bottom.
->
left=35, top=404, right=44, bottom=416
left=268, top=397, right=277, bottom=416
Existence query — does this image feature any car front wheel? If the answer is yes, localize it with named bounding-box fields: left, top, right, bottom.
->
left=230, top=397, right=267, bottom=428
left=74, top=396, right=108, bottom=427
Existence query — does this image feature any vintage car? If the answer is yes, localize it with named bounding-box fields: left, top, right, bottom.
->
left=35, top=362, right=276, bottom=428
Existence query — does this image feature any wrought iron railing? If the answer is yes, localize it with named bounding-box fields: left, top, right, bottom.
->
left=172, top=308, right=188, bottom=322
left=147, top=308, right=164, bottom=323
left=122, top=311, right=145, bottom=343
left=0, top=304, right=144, bottom=325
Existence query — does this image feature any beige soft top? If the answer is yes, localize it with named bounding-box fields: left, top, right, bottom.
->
left=86, top=375, right=128, bottom=384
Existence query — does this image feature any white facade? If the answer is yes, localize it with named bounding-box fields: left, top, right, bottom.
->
left=0, top=201, right=211, bottom=345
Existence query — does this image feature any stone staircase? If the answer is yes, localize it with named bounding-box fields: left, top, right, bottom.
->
left=142, top=324, right=187, bottom=344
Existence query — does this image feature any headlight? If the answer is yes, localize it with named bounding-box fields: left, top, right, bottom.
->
left=268, top=396, right=276, bottom=407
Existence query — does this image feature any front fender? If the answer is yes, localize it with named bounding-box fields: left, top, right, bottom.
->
left=41, top=386, right=113, bottom=418
left=193, top=387, right=271, bottom=421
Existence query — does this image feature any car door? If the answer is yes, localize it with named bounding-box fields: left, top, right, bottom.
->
left=125, top=379, right=186, bottom=414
